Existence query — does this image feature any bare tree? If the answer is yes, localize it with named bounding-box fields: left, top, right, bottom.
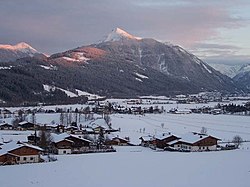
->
left=200, top=127, right=208, bottom=134
left=232, top=135, right=243, bottom=148
left=30, top=112, right=36, bottom=124
left=38, top=126, right=53, bottom=151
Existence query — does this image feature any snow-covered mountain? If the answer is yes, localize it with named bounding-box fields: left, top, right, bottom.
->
left=209, top=63, right=242, bottom=78
left=0, top=42, right=39, bottom=62
left=0, top=28, right=240, bottom=105
left=233, top=64, right=250, bottom=90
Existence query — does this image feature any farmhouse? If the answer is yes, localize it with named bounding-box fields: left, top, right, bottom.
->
left=18, top=121, right=36, bottom=130
left=154, top=133, right=180, bottom=149
left=0, top=141, right=43, bottom=165
left=106, top=136, right=133, bottom=146
left=0, top=123, right=13, bottom=130
left=168, top=132, right=221, bottom=151
left=55, top=139, right=74, bottom=155
left=139, top=135, right=154, bottom=147
left=52, top=133, right=92, bottom=154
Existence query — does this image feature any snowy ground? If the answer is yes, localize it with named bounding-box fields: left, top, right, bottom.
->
left=1, top=100, right=250, bottom=187
left=1, top=146, right=250, bottom=187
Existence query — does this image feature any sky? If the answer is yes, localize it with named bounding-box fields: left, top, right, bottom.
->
left=0, top=0, right=250, bottom=65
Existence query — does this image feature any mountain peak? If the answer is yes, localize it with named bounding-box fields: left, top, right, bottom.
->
left=0, top=42, right=37, bottom=53
left=104, top=27, right=142, bottom=42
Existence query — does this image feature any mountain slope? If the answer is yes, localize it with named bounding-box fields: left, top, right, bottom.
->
left=93, top=28, right=237, bottom=92
left=233, top=64, right=250, bottom=90
left=0, top=42, right=39, bottom=62
left=208, top=63, right=242, bottom=78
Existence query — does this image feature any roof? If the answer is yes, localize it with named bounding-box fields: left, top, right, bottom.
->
left=113, top=136, right=128, bottom=142
left=89, top=118, right=109, bottom=129
left=56, top=139, right=74, bottom=144
left=0, top=123, right=12, bottom=127
left=0, top=141, right=43, bottom=156
left=139, top=136, right=153, bottom=142
left=154, top=132, right=180, bottom=141
left=51, top=133, right=70, bottom=143
left=168, top=132, right=220, bottom=145
left=18, top=121, right=33, bottom=125
left=68, top=134, right=92, bottom=143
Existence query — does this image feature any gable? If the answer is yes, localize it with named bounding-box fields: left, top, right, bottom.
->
left=9, top=146, right=40, bottom=156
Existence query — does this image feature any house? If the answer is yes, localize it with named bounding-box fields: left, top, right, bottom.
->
left=0, top=141, right=43, bottom=165
left=168, top=132, right=221, bottom=151
left=18, top=121, right=36, bottom=130
left=0, top=109, right=12, bottom=118
left=65, top=126, right=78, bottom=133
left=154, top=133, right=180, bottom=149
left=52, top=133, right=93, bottom=154
left=54, top=139, right=74, bottom=155
left=27, top=133, right=40, bottom=144
left=139, top=136, right=154, bottom=147
left=66, top=135, right=92, bottom=153
left=0, top=123, right=13, bottom=130
left=106, top=136, right=133, bottom=146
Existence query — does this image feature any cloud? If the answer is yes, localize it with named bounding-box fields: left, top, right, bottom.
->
left=204, top=55, right=250, bottom=65
left=0, top=0, right=249, bottom=54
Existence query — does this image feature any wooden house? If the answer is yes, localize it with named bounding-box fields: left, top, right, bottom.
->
left=168, top=132, right=221, bottom=151
left=0, top=123, right=13, bottom=130
left=18, top=121, right=36, bottom=130
left=154, top=133, right=180, bottom=149
left=139, top=136, right=154, bottom=147
left=106, top=136, right=132, bottom=146
left=0, top=141, right=43, bottom=165
left=52, top=133, right=93, bottom=154
left=55, top=139, right=74, bottom=155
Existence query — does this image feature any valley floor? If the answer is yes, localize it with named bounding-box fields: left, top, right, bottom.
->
left=1, top=145, right=250, bottom=187
left=1, top=100, right=250, bottom=187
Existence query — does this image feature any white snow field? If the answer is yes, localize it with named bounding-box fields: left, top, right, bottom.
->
left=0, top=146, right=250, bottom=187
left=1, top=100, right=250, bottom=187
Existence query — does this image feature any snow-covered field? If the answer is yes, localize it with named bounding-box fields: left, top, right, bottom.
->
left=1, top=100, right=250, bottom=187
left=1, top=146, right=250, bottom=187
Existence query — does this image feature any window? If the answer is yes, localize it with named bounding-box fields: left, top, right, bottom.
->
left=17, top=157, right=20, bottom=161
left=63, top=151, right=66, bottom=154
left=30, top=157, right=34, bottom=161
left=23, top=157, right=27, bottom=161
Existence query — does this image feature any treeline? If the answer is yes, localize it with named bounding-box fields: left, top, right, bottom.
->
left=218, top=102, right=250, bottom=114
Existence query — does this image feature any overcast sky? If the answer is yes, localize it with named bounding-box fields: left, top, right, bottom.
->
left=1, top=0, right=250, bottom=65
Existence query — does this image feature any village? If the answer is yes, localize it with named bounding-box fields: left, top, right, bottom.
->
left=0, top=97, right=246, bottom=166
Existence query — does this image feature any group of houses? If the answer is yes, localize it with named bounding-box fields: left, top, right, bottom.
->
left=140, top=132, right=221, bottom=152
left=0, top=117, right=119, bottom=135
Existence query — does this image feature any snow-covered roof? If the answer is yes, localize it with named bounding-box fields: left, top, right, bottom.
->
left=169, top=132, right=220, bottom=145
left=89, top=118, right=109, bottom=129
left=69, top=134, right=92, bottom=143
left=155, top=132, right=180, bottom=141
left=140, top=135, right=153, bottom=142
left=0, top=141, right=43, bottom=156
left=52, top=133, right=70, bottom=143
left=0, top=122, right=12, bottom=126
left=82, top=127, right=94, bottom=132
left=18, top=121, right=31, bottom=125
